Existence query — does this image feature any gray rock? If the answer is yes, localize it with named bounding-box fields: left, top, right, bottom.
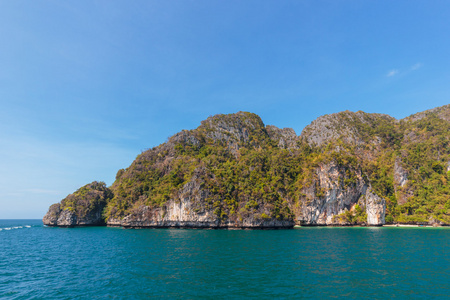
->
left=42, top=203, right=61, bottom=226
left=266, top=125, right=298, bottom=149
left=403, top=104, right=450, bottom=122
left=393, top=158, right=412, bottom=205
left=297, top=161, right=385, bottom=226
left=300, top=111, right=395, bottom=147
left=43, top=181, right=112, bottom=227
left=364, top=188, right=385, bottom=226
left=108, top=167, right=294, bottom=228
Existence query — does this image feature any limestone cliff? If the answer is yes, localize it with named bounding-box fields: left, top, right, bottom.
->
left=108, top=167, right=294, bottom=228
left=301, top=111, right=395, bottom=147
left=265, top=125, right=298, bottom=150
left=393, top=158, right=412, bottom=205
left=364, top=189, right=385, bottom=226
left=296, top=161, right=385, bottom=226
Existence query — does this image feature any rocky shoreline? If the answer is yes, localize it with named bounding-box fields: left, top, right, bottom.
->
left=43, top=223, right=450, bottom=229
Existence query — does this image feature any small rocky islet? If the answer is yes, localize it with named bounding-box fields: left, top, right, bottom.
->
left=43, top=105, right=450, bottom=228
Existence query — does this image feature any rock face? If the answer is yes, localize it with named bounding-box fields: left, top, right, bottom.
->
left=115, top=202, right=293, bottom=229
left=404, top=104, right=450, bottom=122
left=297, top=162, right=385, bottom=226
left=109, top=169, right=294, bottom=228
left=43, top=182, right=113, bottom=227
left=364, top=189, right=385, bottom=225
left=42, top=203, right=62, bottom=226
left=301, top=111, right=395, bottom=147
left=200, top=112, right=267, bottom=157
left=393, top=158, right=411, bottom=205
left=266, top=125, right=298, bottom=149
left=394, top=159, right=408, bottom=188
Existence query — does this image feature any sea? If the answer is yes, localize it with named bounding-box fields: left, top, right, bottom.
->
left=1, top=219, right=449, bottom=299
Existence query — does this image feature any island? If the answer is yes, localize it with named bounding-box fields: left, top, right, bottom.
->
left=43, top=104, right=450, bottom=228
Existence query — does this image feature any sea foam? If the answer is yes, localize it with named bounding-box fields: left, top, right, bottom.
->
left=0, top=225, right=31, bottom=231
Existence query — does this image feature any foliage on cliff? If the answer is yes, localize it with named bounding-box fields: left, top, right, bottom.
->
left=387, top=106, right=450, bottom=224
left=104, top=112, right=300, bottom=223
left=104, top=106, right=450, bottom=225
left=60, top=181, right=113, bottom=221
left=298, top=105, right=450, bottom=224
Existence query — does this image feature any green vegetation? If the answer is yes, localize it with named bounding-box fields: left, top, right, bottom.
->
left=104, top=113, right=302, bottom=222
left=333, top=204, right=368, bottom=225
left=60, top=181, right=113, bottom=221
left=305, top=106, right=450, bottom=224
left=103, top=111, right=374, bottom=223
left=52, top=105, right=450, bottom=226
left=386, top=112, right=450, bottom=224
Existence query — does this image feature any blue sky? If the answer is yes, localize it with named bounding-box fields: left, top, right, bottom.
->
left=1, top=1, right=450, bottom=218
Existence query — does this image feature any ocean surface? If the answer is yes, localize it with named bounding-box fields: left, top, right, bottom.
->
left=1, top=220, right=449, bottom=299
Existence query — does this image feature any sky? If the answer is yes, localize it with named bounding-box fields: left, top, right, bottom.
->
left=1, top=0, right=450, bottom=218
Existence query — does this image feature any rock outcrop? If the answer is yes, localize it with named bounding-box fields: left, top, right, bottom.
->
left=265, top=125, right=298, bottom=149
left=393, top=158, right=411, bottom=205
left=404, top=104, right=450, bottom=122
left=42, top=203, right=62, bottom=226
left=297, top=161, right=385, bottom=226
left=364, top=188, right=385, bottom=226
left=115, top=202, right=293, bottom=229
left=43, top=181, right=113, bottom=227
left=301, top=111, right=395, bottom=147
left=108, top=167, right=294, bottom=228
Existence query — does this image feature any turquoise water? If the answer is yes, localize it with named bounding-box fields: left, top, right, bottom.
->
left=1, top=220, right=449, bottom=299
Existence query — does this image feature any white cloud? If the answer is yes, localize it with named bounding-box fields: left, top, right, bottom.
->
left=386, top=63, right=422, bottom=78
left=411, top=63, right=423, bottom=71
left=387, top=69, right=399, bottom=77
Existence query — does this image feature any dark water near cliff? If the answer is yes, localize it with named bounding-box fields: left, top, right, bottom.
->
left=1, top=220, right=450, bottom=299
